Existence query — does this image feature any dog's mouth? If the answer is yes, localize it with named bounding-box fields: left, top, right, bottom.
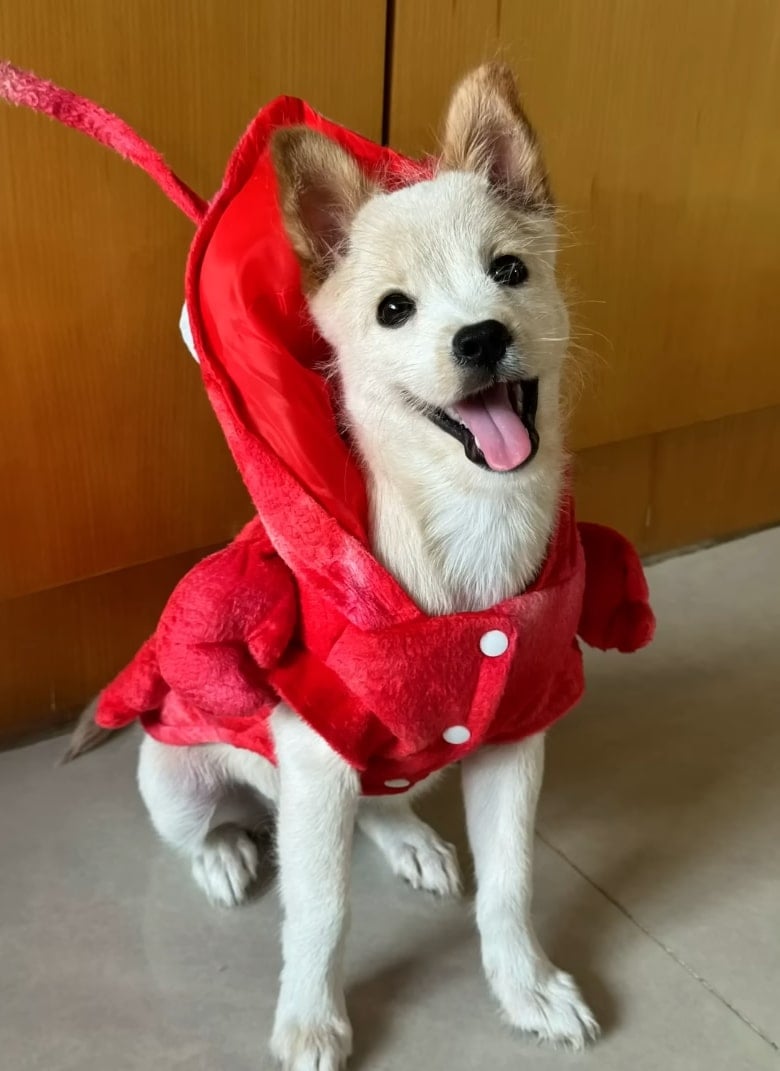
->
left=410, top=379, right=539, bottom=473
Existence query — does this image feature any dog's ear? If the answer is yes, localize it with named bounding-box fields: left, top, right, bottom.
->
left=440, top=63, right=552, bottom=212
left=271, top=126, right=376, bottom=289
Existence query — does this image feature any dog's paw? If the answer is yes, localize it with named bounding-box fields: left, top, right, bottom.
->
left=270, top=1016, right=352, bottom=1071
left=490, top=957, right=599, bottom=1049
left=388, top=828, right=462, bottom=897
left=191, top=823, right=260, bottom=907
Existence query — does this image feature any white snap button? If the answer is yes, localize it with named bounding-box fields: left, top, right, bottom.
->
left=442, top=725, right=471, bottom=745
left=480, top=629, right=509, bottom=657
left=384, top=778, right=411, bottom=790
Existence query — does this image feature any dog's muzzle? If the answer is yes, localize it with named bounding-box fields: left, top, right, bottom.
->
left=408, top=378, right=540, bottom=473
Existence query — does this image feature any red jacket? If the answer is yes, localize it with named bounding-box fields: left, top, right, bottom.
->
left=0, top=67, right=654, bottom=794
left=97, top=501, right=654, bottom=794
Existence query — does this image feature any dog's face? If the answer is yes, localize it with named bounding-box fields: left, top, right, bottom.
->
left=272, top=64, right=567, bottom=481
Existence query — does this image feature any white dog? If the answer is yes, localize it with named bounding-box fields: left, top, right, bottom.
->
left=78, top=63, right=599, bottom=1071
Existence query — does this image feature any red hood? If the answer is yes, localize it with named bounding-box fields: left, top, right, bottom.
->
left=186, top=96, right=431, bottom=545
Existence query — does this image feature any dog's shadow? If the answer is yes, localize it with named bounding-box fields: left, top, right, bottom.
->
left=348, top=938, right=466, bottom=1069
left=346, top=777, right=478, bottom=1065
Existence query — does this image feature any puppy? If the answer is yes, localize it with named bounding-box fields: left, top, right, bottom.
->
left=128, top=64, right=596, bottom=1069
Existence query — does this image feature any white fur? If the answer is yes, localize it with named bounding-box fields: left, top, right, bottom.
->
left=358, top=794, right=461, bottom=897
left=314, top=170, right=567, bottom=614
left=462, top=738, right=598, bottom=1047
left=136, top=70, right=598, bottom=1069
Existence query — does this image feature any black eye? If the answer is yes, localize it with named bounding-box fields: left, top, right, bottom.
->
left=488, top=255, right=529, bottom=287
left=377, top=291, right=416, bottom=328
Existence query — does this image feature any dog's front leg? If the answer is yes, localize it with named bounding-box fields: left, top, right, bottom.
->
left=270, top=707, right=360, bottom=1071
left=462, top=734, right=599, bottom=1049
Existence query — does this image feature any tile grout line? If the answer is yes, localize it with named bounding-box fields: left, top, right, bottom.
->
left=537, top=832, right=779, bottom=1053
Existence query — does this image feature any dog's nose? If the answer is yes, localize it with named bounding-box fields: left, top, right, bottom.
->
left=452, top=320, right=512, bottom=368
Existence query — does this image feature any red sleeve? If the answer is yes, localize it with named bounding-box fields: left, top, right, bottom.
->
left=95, top=637, right=168, bottom=729
left=577, top=522, right=655, bottom=653
left=154, top=527, right=298, bottom=716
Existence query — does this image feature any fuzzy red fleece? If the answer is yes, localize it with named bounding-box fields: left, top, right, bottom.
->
left=97, top=498, right=654, bottom=794
left=0, top=68, right=655, bottom=793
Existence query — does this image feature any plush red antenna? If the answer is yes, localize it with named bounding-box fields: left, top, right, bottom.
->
left=0, top=60, right=207, bottom=225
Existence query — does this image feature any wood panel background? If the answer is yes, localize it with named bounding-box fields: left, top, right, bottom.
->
left=0, top=0, right=387, bottom=740
left=389, top=0, right=780, bottom=552
left=2, top=0, right=779, bottom=741
left=0, top=548, right=220, bottom=743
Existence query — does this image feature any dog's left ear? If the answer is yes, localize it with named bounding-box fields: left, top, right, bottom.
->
left=271, top=126, right=376, bottom=290
left=441, top=63, right=552, bottom=212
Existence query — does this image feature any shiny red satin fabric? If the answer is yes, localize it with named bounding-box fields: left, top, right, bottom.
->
left=188, top=96, right=430, bottom=541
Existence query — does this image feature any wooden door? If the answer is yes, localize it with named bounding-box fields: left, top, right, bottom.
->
left=388, top=0, right=780, bottom=552
left=0, top=0, right=387, bottom=742
left=3, top=1, right=778, bottom=743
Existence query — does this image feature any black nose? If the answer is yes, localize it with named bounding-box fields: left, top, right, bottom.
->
left=452, top=320, right=512, bottom=368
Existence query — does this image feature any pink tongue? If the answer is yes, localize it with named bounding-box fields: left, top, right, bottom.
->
left=454, top=383, right=531, bottom=472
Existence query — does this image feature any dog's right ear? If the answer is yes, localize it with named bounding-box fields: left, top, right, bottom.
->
left=440, top=63, right=552, bottom=212
left=271, top=127, right=376, bottom=290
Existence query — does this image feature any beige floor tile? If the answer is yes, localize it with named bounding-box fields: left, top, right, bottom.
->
left=1, top=718, right=776, bottom=1069
left=539, top=528, right=780, bottom=1051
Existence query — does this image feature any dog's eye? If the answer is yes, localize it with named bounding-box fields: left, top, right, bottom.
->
left=377, top=292, right=416, bottom=328
left=488, top=255, right=529, bottom=287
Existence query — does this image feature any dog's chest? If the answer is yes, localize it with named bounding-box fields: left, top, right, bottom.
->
left=371, top=483, right=556, bottom=616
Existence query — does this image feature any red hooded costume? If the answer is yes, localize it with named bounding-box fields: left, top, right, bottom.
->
left=1, top=64, right=655, bottom=794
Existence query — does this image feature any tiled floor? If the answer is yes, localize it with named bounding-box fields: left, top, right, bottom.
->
left=1, top=529, right=779, bottom=1070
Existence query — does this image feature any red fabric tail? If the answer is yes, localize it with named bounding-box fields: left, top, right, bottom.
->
left=0, top=61, right=207, bottom=225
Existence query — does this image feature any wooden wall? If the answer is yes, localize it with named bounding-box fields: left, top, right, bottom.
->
left=2, top=0, right=778, bottom=740
left=389, top=0, right=780, bottom=553
left=0, top=0, right=387, bottom=740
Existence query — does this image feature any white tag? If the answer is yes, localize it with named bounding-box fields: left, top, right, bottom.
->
left=179, top=302, right=199, bottom=363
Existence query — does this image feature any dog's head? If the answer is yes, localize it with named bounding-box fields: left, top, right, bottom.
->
left=272, top=64, right=567, bottom=484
